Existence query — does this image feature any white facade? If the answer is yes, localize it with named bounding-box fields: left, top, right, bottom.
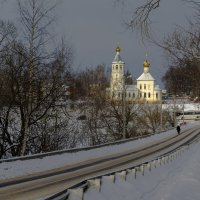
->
left=110, top=46, right=125, bottom=98
left=109, top=47, right=162, bottom=102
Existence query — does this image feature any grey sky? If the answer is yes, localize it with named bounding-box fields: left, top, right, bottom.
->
left=0, top=0, right=194, bottom=87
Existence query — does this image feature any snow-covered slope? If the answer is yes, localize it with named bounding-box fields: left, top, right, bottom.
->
left=85, top=135, right=200, bottom=200
left=0, top=122, right=197, bottom=181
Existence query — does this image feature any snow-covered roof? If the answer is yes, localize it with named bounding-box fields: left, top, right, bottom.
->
left=154, top=85, right=161, bottom=90
left=113, top=52, right=124, bottom=63
left=137, top=72, right=155, bottom=81
left=125, top=85, right=138, bottom=91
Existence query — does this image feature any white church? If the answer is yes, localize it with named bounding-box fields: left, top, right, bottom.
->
left=108, top=46, right=162, bottom=102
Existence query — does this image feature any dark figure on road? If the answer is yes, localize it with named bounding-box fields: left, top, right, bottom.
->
left=176, top=125, right=181, bottom=134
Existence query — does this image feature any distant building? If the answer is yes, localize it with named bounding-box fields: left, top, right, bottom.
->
left=108, top=46, right=162, bottom=102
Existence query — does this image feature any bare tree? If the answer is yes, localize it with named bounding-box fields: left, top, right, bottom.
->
left=116, top=0, right=200, bottom=38
left=160, top=4, right=200, bottom=96
left=0, top=20, right=16, bottom=51
left=130, top=0, right=160, bottom=37
left=0, top=21, right=16, bottom=158
left=17, top=0, right=58, bottom=155
left=74, top=64, right=109, bottom=99
left=136, top=103, right=161, bottom=133
left=116, top=0, right=160, bottom=38
left=0, top=0, right=74, bottom=158
left=98, top=99, right=141, bottom=140
left=0, top=37, right=73, bottom=158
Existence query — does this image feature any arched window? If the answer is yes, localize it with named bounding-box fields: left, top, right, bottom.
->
left=116, top=66, right=118, bottom=70
left=148, top=92, right=151, bottom=98
left=144, top=92, right=146, bottom=98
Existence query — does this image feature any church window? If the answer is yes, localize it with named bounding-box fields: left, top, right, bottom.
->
left=148, top=92, right=151, bottom=98
left=144, top=92, right=146, bottom=98
left=140, top=84, right=142, bottom=89
left=156, top=93, right=158, bottom=99
left=144, top=84, right=146, bottom=89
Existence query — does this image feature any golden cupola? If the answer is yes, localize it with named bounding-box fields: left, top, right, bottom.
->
left=113, top=46, right=123, bottom=63
left=116, top=46, right=121, bottom=53
left=143, top=59, right=150, bottom=68
left=143, top=59, right=150, bottom=73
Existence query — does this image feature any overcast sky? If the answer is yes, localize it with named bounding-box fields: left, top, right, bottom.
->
left=0, top=0, right=195, bottom=87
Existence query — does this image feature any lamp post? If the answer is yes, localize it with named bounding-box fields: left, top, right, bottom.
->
left=182, top=100, right=185, bottom=124
left=122, top=75, right=126, bottom=139
left=173, top=95, right=176, bottom=127
left=160, top=100, right=163, bottom=131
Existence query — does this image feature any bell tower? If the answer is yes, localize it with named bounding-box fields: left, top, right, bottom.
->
left=110, top=46, right=125, bottom=97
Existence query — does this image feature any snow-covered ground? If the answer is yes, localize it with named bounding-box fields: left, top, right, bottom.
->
left=0, top=120, right=200, bottom=199
left=84, top=132, right=200, bottom=200
left=0, top=121, right=198, bottom=181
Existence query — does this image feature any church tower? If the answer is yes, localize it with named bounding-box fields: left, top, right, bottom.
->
left=107, top=47, right=161, bottom=102
left=110, top=46, right=125, bottom=98
left=137, top=57, right=161, bottom=102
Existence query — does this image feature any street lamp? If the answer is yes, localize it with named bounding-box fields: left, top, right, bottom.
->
left=182, top=99, right=185, bottom=124
left=173, top=95, right=176, bottom=127
left=160, top=100, right=163, bottom=131
left=122, top=75, right=126, bottom=139
left=122, top=97, right=126, bottom=138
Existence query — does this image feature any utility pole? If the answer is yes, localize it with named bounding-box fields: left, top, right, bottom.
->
left=173, top=96, right=176, bottom=127
left=160, top=100, right=163, bottom=131
left=122, top=75, right=126, bottom=139
left=183, top=100, right=185, bottom=124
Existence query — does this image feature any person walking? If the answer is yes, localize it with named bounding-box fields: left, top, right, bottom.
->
left=176, top=125, right=181, bottom=134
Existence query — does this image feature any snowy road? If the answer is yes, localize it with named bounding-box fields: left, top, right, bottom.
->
left=0, top=123, right=199, bottom=200
left=84, top=135, right=200, bottom=200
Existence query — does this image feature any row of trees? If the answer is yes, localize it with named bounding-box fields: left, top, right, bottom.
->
left=121, top=0, right=200, bottom=97
left=0, top=0, right=74, bottom=158
left=0, top=0, right=122, bottom=158
left=78, top=95, right=173, bottom=146
left=0, top=0, right=176, bottom=159
left=161, top=7, right=200, bottom=97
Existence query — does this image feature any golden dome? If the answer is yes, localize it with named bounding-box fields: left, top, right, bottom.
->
left=143, top=59, right=150, bottom=68
left=116, top=46, right=120, bottom=53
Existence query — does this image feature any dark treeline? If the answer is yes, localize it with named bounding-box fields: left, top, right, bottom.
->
left=122, top=0, right=200, bottom=97
left=0, top=0, right=74, bottom=158
left=0, top=0, right=175, bottom=159
left=163, top=60, right=200, bottom=97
